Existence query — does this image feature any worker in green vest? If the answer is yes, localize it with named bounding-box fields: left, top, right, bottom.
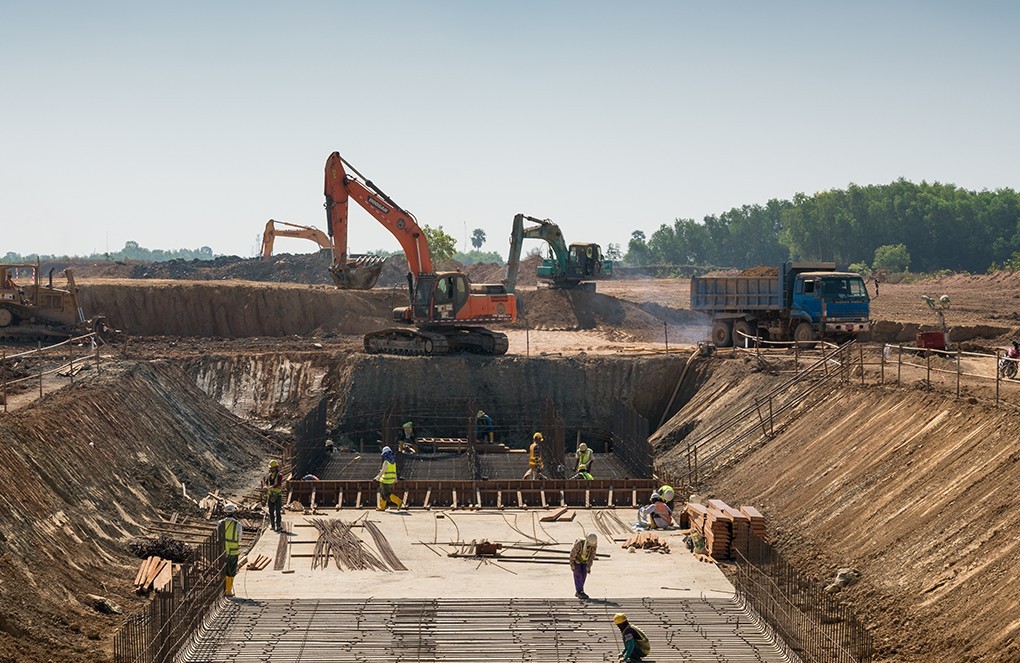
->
left=574, top=442, right=594, bottom=480
left=219, top=503, right=242, bottom=597
left=262, top=460, right=283, bottom=531
left=613, top=613, right=651, bottom=661
left=374, top=446, right=403, bottom=511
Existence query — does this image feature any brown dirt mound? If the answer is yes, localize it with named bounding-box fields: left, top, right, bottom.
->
left=740, top=265, right=779, bottom=276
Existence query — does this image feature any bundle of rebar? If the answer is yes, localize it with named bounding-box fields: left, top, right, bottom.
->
left=309, top=518, right=389, bottom=572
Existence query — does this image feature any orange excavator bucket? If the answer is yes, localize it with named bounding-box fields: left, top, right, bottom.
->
left=328, top=254, right=386, bottom=289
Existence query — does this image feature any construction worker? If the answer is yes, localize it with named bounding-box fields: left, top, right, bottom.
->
left=522, top=432, right=547, bottom=480
left=219, top=503, right=241, bottom=597
left=658, top=484, right=675, bottom=511
left=476, top=410, right=494, bottom=442
left=574, top=443, right=594, bottom=479
left=374, top=446, right=403, bottom=511
left=569, top=533, right=598, bottom=599
left=263, top=460, right=283, bottom=531
left=638, top=492, right=672, bottom=529
left=401, top=421, right=415, bottom=445
left=2, top=271, right=15, bottom=290
left=613, top=613, right=651, bottom=661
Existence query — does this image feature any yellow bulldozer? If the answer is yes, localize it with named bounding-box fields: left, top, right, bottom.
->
left=0, top=263, right=99, bottom=341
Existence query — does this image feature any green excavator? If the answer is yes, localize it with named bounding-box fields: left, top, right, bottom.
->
left=503, top=213, right=613, bottom=293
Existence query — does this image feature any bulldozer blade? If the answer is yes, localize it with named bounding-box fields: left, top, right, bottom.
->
left=329, top=255, right=385, bottom=290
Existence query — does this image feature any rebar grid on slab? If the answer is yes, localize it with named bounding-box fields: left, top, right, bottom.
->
left=179, top=597, right=792, bottom=662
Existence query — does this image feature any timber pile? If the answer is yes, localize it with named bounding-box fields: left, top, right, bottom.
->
left=129, top=534, right=196, bottom=563
left=620, top=532, right=670, bottom=553
left=133, top=556, right=175, bottom=593
left=246, top=554, right=273, bottom=571
left=685, top=500, right=769, bottom=560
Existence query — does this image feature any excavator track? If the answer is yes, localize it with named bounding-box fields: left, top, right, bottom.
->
left=364, top=328, right=451, bottom=356
left=432, top=327, right=509, bottom=355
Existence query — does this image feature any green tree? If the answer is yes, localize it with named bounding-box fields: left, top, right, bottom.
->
left=423, top=225, right=457, bottom=266
left=626, top=230, right=652, bottom=266
left=873, top=244, right=910, bottom=272
left=470, top=228, right=486, bottom=250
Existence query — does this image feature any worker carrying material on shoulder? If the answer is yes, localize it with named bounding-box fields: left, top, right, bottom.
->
left=374, top=446, right=403, bottom=511
left=569, top=533, right=598, bottom=599
left=573, top=442, right=594, bottom=479
left=613, top=613, right=651, bottom=661
left=522, top=432, right=548, bottom=480
left=476, top=410, right=494, bottom=442
left=262, top=460, right=283, bottom=531
left=638, top=492, right=673, bottom=529
left=219, top=503, right=242, bottom=597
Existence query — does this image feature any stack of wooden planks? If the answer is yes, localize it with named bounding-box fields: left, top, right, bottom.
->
left=620, top=532, right=670, bottom=552
left=246, top=554, right=273, bottom=571
left=685, top=500, right=769, bottom=560
left=539, top=507, right=576, bottom=522
left=133, top=556, right=175, bottom=594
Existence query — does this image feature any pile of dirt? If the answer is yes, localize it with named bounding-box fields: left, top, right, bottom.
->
left=656, top=359, right=1020, bottom=662
left=0, top=361, right=274, bottom=661
left=739, top=265, right=779, bottom=276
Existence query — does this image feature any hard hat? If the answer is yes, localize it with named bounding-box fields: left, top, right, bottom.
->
left=533, top=432, right=543, bottom=442
left=586, top=533, right=597, bottom=545
left=650, top=492, right=660, bottom=501
left=578, top=443, right=587, bottom=453
left=660, top=486, right=675, bottom=502
left=269, top=460, right=279, bottom=468
left=223, top=503, right=237, bottom=514
left=381, top=446, right=392, bottom=455
left=613, top=613, right=628, bottom=625
left=477, top=410, right=485, bottom=418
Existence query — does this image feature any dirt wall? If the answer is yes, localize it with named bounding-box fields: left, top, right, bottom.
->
left=657, top=359, right=1020, bottom=662
left=0, top=362, right=274, bottom=661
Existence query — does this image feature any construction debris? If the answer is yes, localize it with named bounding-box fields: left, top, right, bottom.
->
left=85, top=593, right=123, bottom=615
left=132, top=556, right=176, bottom=594
left=620, top=532, right=671, bottom=553
left=309, top=518, right=389, bottom=572
left=246, top=554, right=273, bottom=571
left=128, top=535, right=196, bottom=563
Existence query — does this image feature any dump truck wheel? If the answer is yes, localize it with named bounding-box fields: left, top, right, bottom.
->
left=794, top=322, right=817, bottom=349
left=0, top=307, right=12, bottom=327
left=711, top=321, right=732, bottom=347
left=732, top=320, right=754, bottom=346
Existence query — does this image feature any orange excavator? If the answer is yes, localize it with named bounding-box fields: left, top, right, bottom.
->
left=260, top=219, right=332, bottom=260
left=324, top=151, right=516, bottom=355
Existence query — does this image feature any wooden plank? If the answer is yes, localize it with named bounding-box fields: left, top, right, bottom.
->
left=133, top=556, right=153, bottom=587
left=517, top=490, right=525, bottom=508
left=145, top=559, right=168, bottom=590
left=540, top=490, right=547, bottom=508
left=475, top=488, right=481, bottom=509
left=154, top=562, right=172, bottom=592
left=632, top=489, right=637, bottom=506
left=403, top=490, right=410, bottom=509
left=585, top=489, right=590, bottom=509
left=336, top=490, right=343, bottom=511
left=497, top=490, right=502, bottom=509
left=452, top=488, right=458, bottom=509
left=355, top=490, right=362, bottom=509
left=560, top=490, right=566, bottom=507
left=423, top=488, right=432, bottom=510
left=540, top=507, right=569, bottom=522
left=608, top=486, right=614, bottom=508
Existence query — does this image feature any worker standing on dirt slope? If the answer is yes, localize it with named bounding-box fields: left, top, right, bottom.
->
left=638, top=492, right=672, bottom=529
left=263, top=460, right=283, bottom=531
left=658, top=484, right=675, bottom=511
left=569, top=533, right=598, bottom=599
left=575, top=443, right=594, bottom=479
left=523, top=432, right=547, bottom=480
left=375, top=446, right=403, bottom=511
left=613, top=613, right=651, bottom=662
left=476, top=410, right=494, bottom=442
left=219, top=503, right=241, bottom=597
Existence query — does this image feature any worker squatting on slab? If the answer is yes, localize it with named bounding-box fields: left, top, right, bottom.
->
left=522, top=432, right=548, bottom=480
left=614, top=613, right=651, bottom=661
left=375, top=446, right=404, bottom=511
left=569, top=533, right=598, bottom=599
left=638, top=491, right=673, bottom=529
left=219, top=503, right=241, bottom=597
left=572, top=442, right=594, bottom=480
left=262, top=460, right=283, bottom=531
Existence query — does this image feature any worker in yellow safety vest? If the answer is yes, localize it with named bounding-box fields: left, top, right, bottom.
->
left=522, top=432, right=547, bottom=480
left=374, top=446, right=403, bottom=511
left=574, top=443, right=594, bottom=480
left=262, top=460, right=283, bottom=531
left=569, top=533, right=598, bottom=599
left=638, top=492, right=673, bottom=529
left=219, top=503, right=242, bottom=597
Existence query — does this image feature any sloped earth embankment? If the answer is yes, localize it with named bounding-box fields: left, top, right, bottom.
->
left=0, top=362, right=274, bottom=662
left=655, top=358, right=1020, bottom=662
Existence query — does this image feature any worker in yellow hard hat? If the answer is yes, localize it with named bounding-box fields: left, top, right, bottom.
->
left=262, top=460, right=283, bottom=531
left=219, top=503, right=241, bottom=597
left=574, top=442, right=594, bottom=480
left=522, top=432, right=547, bottom=480
left=613, top=613, right=651, bottom=661
left=476, top=410, right=494, bottom=443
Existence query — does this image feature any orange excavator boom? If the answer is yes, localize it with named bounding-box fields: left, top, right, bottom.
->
left=260, top=219, right=331, bottom=260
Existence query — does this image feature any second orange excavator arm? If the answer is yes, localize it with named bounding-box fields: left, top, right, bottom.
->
left=324, top=151, right=434, bottom=276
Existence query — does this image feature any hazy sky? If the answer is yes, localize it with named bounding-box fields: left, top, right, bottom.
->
left=3, top=1, right=1018, bottom=259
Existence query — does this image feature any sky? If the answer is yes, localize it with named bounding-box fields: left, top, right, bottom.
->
left=2, top=1, right=1019, bottom=259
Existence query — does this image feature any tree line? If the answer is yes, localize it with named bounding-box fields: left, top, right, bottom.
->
left=626, top=179, right=1020, bottom=273
left=4, top=241, right=215, bottom=264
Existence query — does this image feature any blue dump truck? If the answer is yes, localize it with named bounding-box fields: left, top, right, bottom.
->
left=690, top=262, right=871, bottom=347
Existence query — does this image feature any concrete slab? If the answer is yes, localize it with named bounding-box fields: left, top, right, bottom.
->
left=236, top=508, right=732, bottom=601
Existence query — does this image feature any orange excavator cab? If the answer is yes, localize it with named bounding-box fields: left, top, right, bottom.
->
left=324, top=151, right=515, bottom=355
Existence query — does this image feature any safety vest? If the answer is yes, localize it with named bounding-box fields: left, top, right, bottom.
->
left=222, top=517, right=240, bottom=556
left=529, top=443, right=543, bottom=468
left=577, top=448, right=593, bottom=469
left=624, top=625, right=651, bottom=655
left=265, top=469, right=282, bottom=495
left=380, top=460, right=397, bottom=484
